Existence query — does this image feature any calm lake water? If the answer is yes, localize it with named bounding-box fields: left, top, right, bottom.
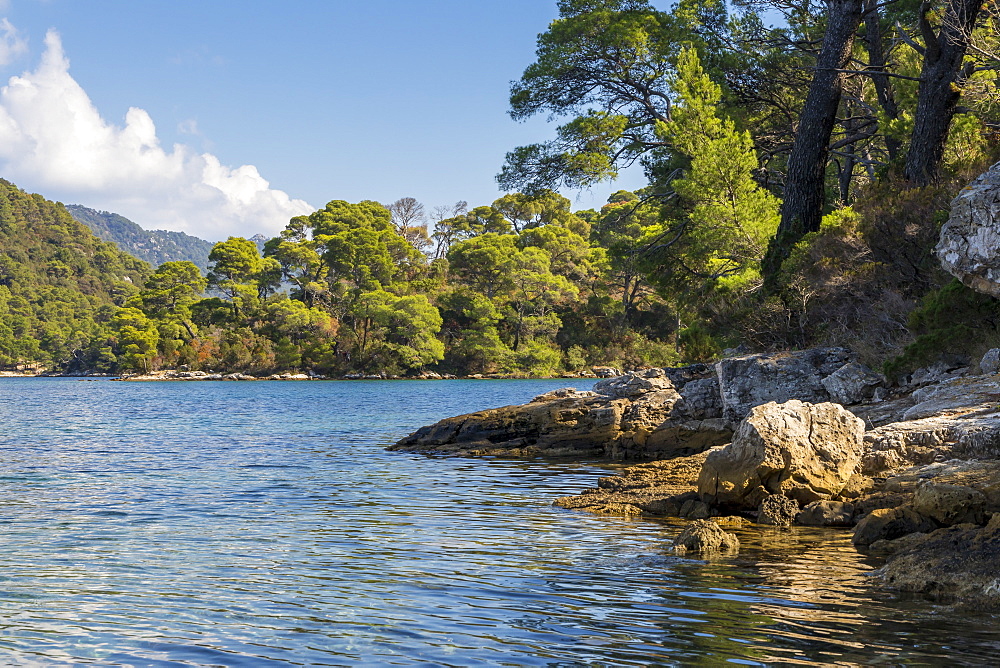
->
left=0, top=377, right=997, bottom=666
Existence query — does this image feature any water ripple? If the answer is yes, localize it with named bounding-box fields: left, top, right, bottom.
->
left=0, top=378, right=997, bottom=665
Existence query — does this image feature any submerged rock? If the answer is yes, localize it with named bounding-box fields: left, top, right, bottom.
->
left=673, top=519, right=740, bottom=554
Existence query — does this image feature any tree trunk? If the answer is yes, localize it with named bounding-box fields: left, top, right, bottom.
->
left=864, top=7, right=901, bottom=162
left=762, top=0, right=865, bottom=289
left=903, top=0, right=984, bottom=185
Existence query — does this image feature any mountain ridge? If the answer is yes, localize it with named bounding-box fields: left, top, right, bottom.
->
left=66, top=204, right=215, bottom=273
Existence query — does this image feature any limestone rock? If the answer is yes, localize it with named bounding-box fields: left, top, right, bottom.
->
left=796, top=500, right=855, bottom=527
left=872, top=517, right=1000, bottom=609
left=852, top=507, right=936, bottom=546
left=678, top=377, right=724, bottom=420
left=715, top=347, right=854, bottom=425
left=388, top=391, right=626, bottom=458
left=673, top=519, right=740, bottom=554
left=678, top=498, right=712, bottom=520
left=820, top=362, right=884, bottom=405
left=758, top=494, right=799, bottom=526
left=861, top=385, right=1000, bottom=475
left=593, top=369, right=674, bottom=399
left=698, top=400, right=866, bottom=509
left=912, top=481, right=987, bottom=526
left=392, top=366, right=732, bottom=460
left=553, top=451, right=711, bottom=516
left=981, top=348, right=1000, bottom=375
left=936, top=160, right=1000, bottom=297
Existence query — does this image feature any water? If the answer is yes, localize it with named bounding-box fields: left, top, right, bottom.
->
left=0, top=378, right=996, bottom=666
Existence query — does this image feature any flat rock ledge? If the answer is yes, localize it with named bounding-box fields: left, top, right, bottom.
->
left=391, top=348, right=881, bottom=461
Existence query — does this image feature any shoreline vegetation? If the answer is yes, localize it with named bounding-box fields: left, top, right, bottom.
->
left=6, top=4, right=1000, bottom=384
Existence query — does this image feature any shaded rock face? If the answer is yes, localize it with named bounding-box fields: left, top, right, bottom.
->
left=871, top=515, right=1000, bottom=609
left=673, top=519, right=740, bottom=554
left=715, top=348, right=855, bottom=425
left=937, top=160, right=1000, bottom=297
left=821, top=362, right=884, bottom=405
left=852, top=507, right=937, bottom=546
left=698, top=400, right=866, bottom=509
left=796, top=500, right=855, bottom=527
left=391, top=365, right=731, bottom=460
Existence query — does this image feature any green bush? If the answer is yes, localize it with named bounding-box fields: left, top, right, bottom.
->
left=884, top=279, right=1000, bottom=378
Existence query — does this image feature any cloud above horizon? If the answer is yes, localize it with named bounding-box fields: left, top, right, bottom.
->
left=0, top=30, right=313, bottom=240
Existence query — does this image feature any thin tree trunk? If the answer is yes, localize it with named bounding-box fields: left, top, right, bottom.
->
left=762, top=0, right=865, bottom=289
left=864, top=6, right=901, bottom=162
left=903, top=0, right=984, bottom=185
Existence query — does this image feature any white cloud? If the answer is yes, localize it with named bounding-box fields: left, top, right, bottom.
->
left=0, top=17, right=27, bottom=66
left=0, top=30, right=313, bottom=240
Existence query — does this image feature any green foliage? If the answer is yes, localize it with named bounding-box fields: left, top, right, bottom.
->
left=885, top=280, right=1000, bottom=378
left=652, top=47, right=779, bottom=299
left=676, top=324, right=719, bottom=363
left=0, top=179, right=150, bottom=370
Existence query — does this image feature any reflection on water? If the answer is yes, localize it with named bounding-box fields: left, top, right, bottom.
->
left=0, top=378, right=997, bottom=665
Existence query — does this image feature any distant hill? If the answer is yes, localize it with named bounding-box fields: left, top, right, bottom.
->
left=66, top=205, right=216, bottom=273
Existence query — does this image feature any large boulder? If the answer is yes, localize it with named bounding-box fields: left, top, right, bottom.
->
left=937, top=160, right=1000, bottom=297
left=715, top=348, right=854, bottom=425
left=852, top=507, right=936, bottom=546
left=821, top=362, right=884, bottom=405
left=698, top=400, right=866, bottom=509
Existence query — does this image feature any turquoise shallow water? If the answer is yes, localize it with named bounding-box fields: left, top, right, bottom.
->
left=0, top=377, right=997, bottom=666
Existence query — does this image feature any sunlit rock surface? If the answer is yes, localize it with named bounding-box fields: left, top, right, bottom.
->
left=937, top=160, right=1000, bottom=297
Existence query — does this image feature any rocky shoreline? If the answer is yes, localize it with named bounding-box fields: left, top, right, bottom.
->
left=389, top=346, right=1000, bottom=609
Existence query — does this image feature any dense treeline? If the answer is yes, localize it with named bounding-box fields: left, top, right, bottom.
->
left=6, top=0, right=1000, bottom=376
left=104, top=192, right=685, bottom=376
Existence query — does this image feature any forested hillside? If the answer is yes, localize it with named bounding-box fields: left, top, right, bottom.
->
left=67, top=205, right=215, bottom=273
left=0, top=180, right=150, bottom=370
left=6, top=0, right=1000, bottom=378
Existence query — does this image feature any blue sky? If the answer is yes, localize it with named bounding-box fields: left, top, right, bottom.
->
left=0, top=1, right=650, bottom=241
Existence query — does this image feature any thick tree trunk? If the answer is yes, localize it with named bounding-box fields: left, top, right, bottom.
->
left=864, top=8, right=901, bottom=162
left=903, top=0, right=984, bottom=186
left=762, top=0, right=865, bottom=288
